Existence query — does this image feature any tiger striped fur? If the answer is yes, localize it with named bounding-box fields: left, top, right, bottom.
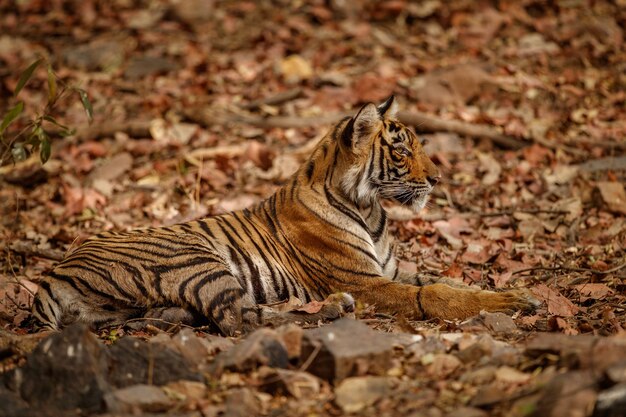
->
left=32, top=96, right=537, bottom=335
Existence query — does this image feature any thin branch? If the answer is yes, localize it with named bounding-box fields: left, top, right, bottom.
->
left=8, top=241, right=65, bottom=261
left=239, top=88, right=303, bottom=110
left=512, top=260, right=626, bottom=276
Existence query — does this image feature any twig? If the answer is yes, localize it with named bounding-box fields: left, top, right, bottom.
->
left=397, top=111, right=527, bottom=149
left=8, top=241, right=65, bottom=261
left=56, top=120, right=152, bottom=141
left=239, top=88, right=303, bottom=110
left=182, top=107, right=529, bottom=149
left=478, top=209, right=570, bottom=218
left=512, top=260, right=626, bottom=276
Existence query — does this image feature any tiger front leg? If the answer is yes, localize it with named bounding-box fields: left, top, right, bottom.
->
left=417, top=284, right=540, bottom=320
left=336, top=277, right=538, bottom=321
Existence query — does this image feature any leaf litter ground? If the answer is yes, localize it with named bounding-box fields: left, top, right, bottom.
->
left=0, top=1, right=625, bottom=416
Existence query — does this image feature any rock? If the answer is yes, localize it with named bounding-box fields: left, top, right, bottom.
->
left=164, top=380, right=207, bottom=401
left=169, top=0, right=214, bottom=25
left=300, top=318, right=395, bottom=383
left=275, top=324, right=303, bottom=360
left=165, top=328, right=233, bottom=363
left=15, top=324, right=111, bottom=414
left=446, top=406, right=488, bottom=417
left=606, top=360, right=626, bottom=383
left=107, top=336, right=202, bottom=387
left=0, top=389, right=31, bottom=417
left=471, top=381, right=510, bottom=407
left=210, top=328, right=289, bottom=375
left=594, top=383, right=626, bottom=417
left=334, top=376, right=395, bottom=413
left=427, top=354, right=462, bottom=378
left=535, top=370, right=598, bottom=417
left=62, top=39, right=124, bottom=71
left=223, top=387, right=260, bottom=417
left=494, top=366, right=531, bottom=384
left=124, top=55, right=179, bottom=79
left=478, top=311, right=518, bottom=334
left=105, top=384, right=173, bottom=413
left=89, top=152, right=133, bottom=183
left=258, top=367, right=321, bottom=399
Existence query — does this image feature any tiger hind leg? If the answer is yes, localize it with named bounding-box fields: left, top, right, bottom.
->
left=254, top=293, right=355, bottom=329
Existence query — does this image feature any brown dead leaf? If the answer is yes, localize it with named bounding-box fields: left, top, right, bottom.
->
left=433, top=217, right=473, bottom=249
left=476, top=152, right=502, bottom=186
left=461, top=238, right=500, bottom=264
left=531, top=284, right=579, bottom=317
left=573, top=283, right=613, bottom=302
left=596, top=182, right=626, bottom=215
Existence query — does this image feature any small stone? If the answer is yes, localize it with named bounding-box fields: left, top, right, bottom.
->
left=258, top=367, right=321, bottom=399
left=62, top=39, right=124, bottom=71
left=105, top=384, right=173, bottom=413
left=124, top=56, right=179, bottom=79
left=300, top=318, right=395, bottom=383
left=223, top=388, right=260, bottom=417
left=164, top=380, right=207, bottom=401
left=480, top=311, right=518, bottom=334
left=210, top=328, right=289, bottom=375
left=171, top=328, right=231, bottom=363
left=446, top=406, right=488, bottom=417
left=275, top=324, right=303, bottom=360
left=427, top=354, right=462, bottom=378
left=494, top=366, right=531, bottom=384
left=334, top=376, right=394, bottom=413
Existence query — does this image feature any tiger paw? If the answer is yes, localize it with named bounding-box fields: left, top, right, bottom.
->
left=418, top=284, right=540, bottom=321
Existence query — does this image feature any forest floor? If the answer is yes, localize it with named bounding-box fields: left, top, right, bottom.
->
left=0, top=1, right=625, bottom=416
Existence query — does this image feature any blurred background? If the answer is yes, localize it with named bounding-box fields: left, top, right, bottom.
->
left=0, top=0, right=625, bottom=334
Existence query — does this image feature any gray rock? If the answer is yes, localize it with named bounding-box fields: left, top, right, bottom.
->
left=62, top=39, right=125, bottom=71
left=0, top=389, right=32, bottom=417
left=334, top=376, right=395, bottom=413
left=223, top=387, right=259, bottom=417
left=300, top=318, right=395, bottom=383
left=124, top=56, right=179, bottom=79
left=210, top=328, right=289, bottom=375
left=15, top=324, right=111, bottom=414
left=258, top=367, right=321, bottom=399
left=107, top=336, right=202, bottom=387
left=594, top=383, right=626, bottom=417
left=105, top=384, right=173, bottom=413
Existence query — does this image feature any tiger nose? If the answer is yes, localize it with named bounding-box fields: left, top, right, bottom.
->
left=427, top=174, right=440, bottom=187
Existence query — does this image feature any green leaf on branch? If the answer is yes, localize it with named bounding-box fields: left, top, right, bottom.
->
left=76, top=88, right=93, bottom=122
left=40, top=134, right=51, bottom=163
left=14, top=58, right=43, bottom=98
left=0, top=101, right=24, bottom=134
left=47, top=64, right=57, bottom=104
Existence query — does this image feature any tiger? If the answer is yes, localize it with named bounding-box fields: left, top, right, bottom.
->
left=31, top=96, right=537, bottom=335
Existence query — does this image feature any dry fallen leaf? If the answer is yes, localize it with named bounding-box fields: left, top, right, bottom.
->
left=596, top=182, right=626, bottom=215
left=531, top=283, right=579, bottom=317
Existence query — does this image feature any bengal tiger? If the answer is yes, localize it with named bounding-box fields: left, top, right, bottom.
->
left=32, top=96, right=537, bottom=335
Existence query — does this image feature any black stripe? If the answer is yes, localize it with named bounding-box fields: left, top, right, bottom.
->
left=323, top=184, right=369, bottom=230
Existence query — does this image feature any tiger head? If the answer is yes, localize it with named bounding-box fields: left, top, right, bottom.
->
left=338, top=96, right=440, bottom=212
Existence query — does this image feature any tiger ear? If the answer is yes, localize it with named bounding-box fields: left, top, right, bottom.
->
left=377, top=95, right=398, bottom=119
left=341, top=103, right=380, bottom=149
